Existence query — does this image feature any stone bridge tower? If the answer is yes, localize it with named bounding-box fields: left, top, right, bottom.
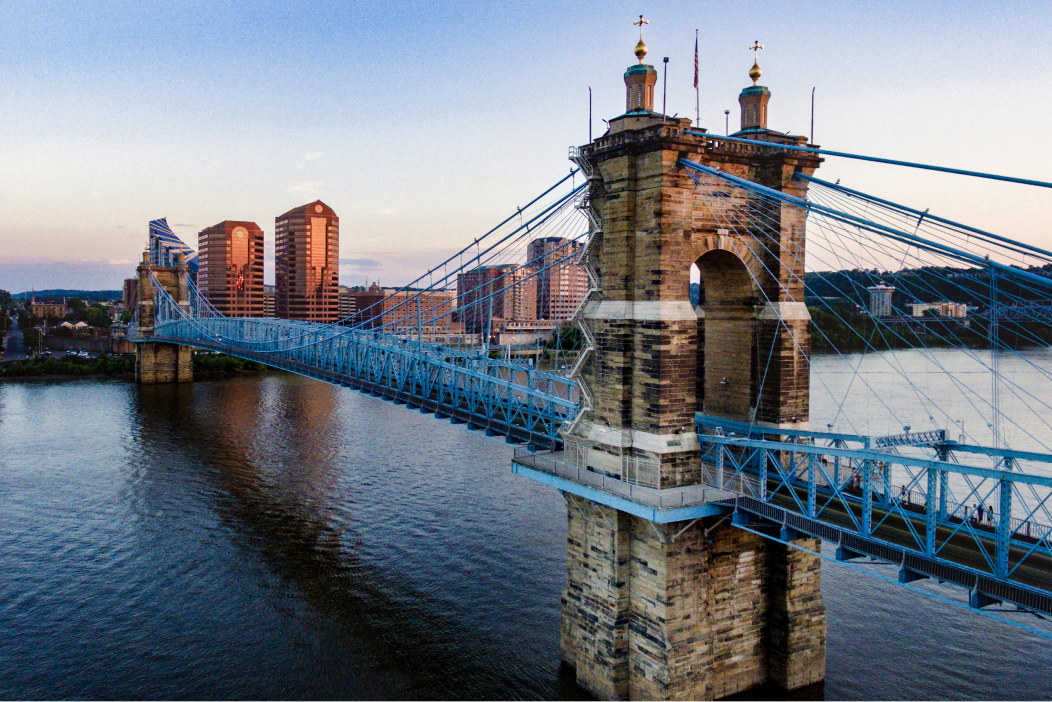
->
left=135, top=251, right=193, bottom=384
left=557, top=37, right=825, bottom=700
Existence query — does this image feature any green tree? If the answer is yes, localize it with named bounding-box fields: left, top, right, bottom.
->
left=0, top=290, right=10, bottom=334
left=84, top=306, right=112, bottom=328
left=67, top=298, right=86, bottom=313
left=17, top=309, right=37, bottom=330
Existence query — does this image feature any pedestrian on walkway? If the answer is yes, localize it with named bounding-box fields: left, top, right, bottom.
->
left=976, top=503, right=985, bottom=525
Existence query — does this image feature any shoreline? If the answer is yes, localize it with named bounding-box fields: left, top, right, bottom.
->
left=0, top=370, right=268, bottom=383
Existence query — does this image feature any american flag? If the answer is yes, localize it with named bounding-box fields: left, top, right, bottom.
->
left=693, top=32, right=699, bottom=89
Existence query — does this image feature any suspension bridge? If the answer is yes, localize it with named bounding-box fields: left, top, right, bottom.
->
left=122, top=51, right=1052, bottom=700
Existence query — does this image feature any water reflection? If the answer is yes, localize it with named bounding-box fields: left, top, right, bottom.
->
left=128, top=376, right=585, bottom=700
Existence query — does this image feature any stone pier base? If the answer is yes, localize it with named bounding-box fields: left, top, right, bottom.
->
left=135, top=342, right=193, bottom=384
left=560, top=495, right=825, bottom=700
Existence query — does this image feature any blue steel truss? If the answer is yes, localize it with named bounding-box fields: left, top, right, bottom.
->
left=697, top=413, right=1052, bottom=615
left=134, top=270, right=578, bottom=448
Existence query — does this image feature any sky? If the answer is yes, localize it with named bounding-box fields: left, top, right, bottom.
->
left=1, top=0, right=1050, bottom=292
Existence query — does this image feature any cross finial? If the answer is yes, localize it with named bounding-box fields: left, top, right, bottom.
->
left=634, top=15, right=649, bottom=38
left=748, top=41, right=764, bottom=85
left=632, top=15, right=650, bottom=63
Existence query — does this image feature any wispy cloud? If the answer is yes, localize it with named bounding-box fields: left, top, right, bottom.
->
left=108, top=259, right=132, bottom=265
left=373, top=208, right=395, bottom=215
left=289, top=181, right=321, bottom=193
left=339, top=258, right=383, bottom=269
left=296, top=152, right=326, bottom=169
left=172, top=223, right=196, bottom=228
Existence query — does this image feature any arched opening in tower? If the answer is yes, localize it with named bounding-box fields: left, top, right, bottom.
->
left=693, top=249, right=756, bottom=422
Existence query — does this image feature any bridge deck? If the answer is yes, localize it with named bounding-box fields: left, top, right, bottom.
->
left=512, top=447, right=1052, bottom=615
left=765, top=481, right=1052, bottom=599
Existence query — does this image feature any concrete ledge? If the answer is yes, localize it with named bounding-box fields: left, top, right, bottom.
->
left=577, top=422, right=701, bottom=453
left=511, top=452, right=732, bottom=524
left=511, top=459, right=732, bottom=524
left=759, top=301, right=811, bottom=321
left=583, top=300, right=698, bottom=322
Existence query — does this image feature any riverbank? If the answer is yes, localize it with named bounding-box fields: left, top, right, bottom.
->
left=0, top=355, right=134, bottom=380
left=0, top=353, right=267, bottom=381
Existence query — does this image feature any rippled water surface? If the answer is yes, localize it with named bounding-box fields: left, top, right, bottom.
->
left=1, top=369, right=1051, bottom=700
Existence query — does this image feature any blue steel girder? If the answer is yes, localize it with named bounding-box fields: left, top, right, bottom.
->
left=812, top=457, right=863, bottom=534
left=698, top=432, right=1052, bottom=615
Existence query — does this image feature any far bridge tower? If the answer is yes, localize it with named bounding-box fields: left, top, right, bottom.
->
left=134, top=250, right=194, bottom=384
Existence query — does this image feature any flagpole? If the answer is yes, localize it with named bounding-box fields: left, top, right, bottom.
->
left=694, top=30, right=700, bottom=127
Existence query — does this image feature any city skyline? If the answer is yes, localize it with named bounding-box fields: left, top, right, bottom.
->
left=1, top=1, right=1050, bottom=291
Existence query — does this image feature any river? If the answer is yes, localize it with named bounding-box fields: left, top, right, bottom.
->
left=2, top=351, right=1051, bottom=699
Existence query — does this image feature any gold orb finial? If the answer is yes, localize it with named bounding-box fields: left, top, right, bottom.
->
left=635, top=38, right=648, bottom=63
left=633, top=15, right=649, bottom=64
left=748, top=41, right=764, bottom=85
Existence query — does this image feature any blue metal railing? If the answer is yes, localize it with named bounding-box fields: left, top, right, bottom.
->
left=696, top=413, right=1052, bottom=614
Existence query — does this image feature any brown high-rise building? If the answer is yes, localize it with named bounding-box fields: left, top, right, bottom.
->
left=456, top=264, right=537, bottom=336
left=122, top=278, right=138, bottom=310
left=275, top=200, right=340, bottom=323
left=526, top=237, right=588, bottom=320
left=197, top=221, right=265, bottom=317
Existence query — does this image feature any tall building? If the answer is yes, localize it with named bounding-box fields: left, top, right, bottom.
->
left=122, top=278, right=138, bottom=310
left=29, top=296, right=66, bottom=319
left=912, top=301, right=968, bottom=318
left=197, top=221, right=265, bottom=317
left=867, top=284, right=896, bottom=318
left=338, top=285, right=355, bottom=321
left=457, top=264, right=537, bottom=336
left=378, top=289, right=456, bottom=333
left=275, top=200, right=339, bottom=323
left=149, top=218, right=199, bottom=282
left=345, top=284, right=458, bottom=337
left=263, top=285, right=275, bottom=318
left=349, top=283, right=386, bottom=327
left=526, top=237, right=588, bottom=320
